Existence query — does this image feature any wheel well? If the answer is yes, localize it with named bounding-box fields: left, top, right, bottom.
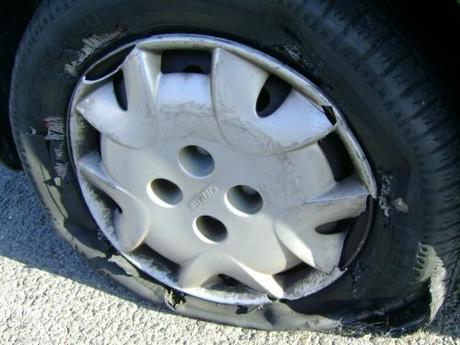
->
left=0, top=0, right=41, bottom=169
left=0, top=0, right=458, bottom=169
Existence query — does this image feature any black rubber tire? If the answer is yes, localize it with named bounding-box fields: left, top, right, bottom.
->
left=9, top=0, right=460, bottom=332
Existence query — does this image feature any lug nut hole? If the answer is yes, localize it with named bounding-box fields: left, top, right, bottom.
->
left=179, top=145, right=215, bottom=177
left=194, top=216, right=227, bottom=243
left=150, top=179, right=183, bottom=206
left=227, top=185, right=263, bottom=215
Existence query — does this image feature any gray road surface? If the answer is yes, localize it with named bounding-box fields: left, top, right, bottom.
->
left=0, top=165, right=458, bottom=344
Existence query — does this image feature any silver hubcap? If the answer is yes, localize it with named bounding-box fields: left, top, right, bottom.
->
left=69, top=35, right=376, bottom=305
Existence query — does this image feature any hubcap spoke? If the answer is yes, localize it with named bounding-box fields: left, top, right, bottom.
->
left=75, top=82, right=126, bottom=142
left=274, top=176, right=368, bottom=273
left=179, top=253, right=284, bottom=298
left=156, top=73, right=217, bottom=142
left=212, top=48, right=268, bottom=117
left=76, top=48, right=161, bottom=148
left=248, top=143, right=336, bottom=209
left=211, top=48, right=334, bottom=156
left=122, top=48, right=161, bottom=114
left=78, top=152, right=150, bottom=252
left=254, top=91, right=335, bottom=152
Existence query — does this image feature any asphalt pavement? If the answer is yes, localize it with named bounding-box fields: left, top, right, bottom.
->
left=0, top=165, right=458, bottom=344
